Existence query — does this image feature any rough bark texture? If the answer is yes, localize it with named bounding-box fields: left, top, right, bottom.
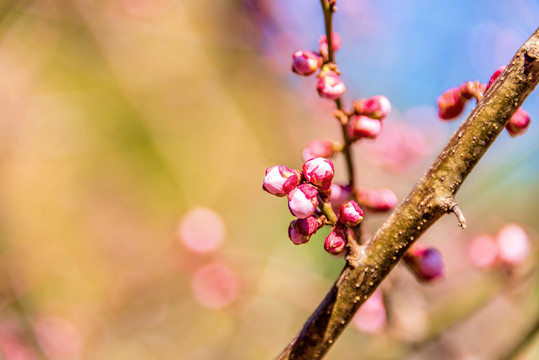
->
left=277, top=28, right=539, bottom=360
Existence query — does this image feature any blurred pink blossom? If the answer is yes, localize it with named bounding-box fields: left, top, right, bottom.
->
left=351, top=290, right=386, bottom=334
left=179, top=207, right=225, bottom=254
left=468, top=235, right=499, bottom=269
left=190, top=263, right=240, bottom=309
left=496, top=224, right=530, bottom=265
left=34, top=316, right=83, bottom=360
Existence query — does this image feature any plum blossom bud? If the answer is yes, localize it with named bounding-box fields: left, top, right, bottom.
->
left=330, top=184, right=352, bottom=210
left=404, top=244, right=444, bottom=283
left=303, top=157, right=335, bottom=190
left=353, top=95, right=391, bottom=120
left=288, top=216, right=319, bottom=245
left=338, top=200, right=364, bottom=226
left=292, top=50, right=323, bottom=76
left=262, top=165, right=301, bottom=197
left=437, top=87, right=466, bottom=120
left=324, top=228, right=347, bottom=255
left=347, top=115, right=382, bottom=140
left=356, top=188, right=398, bottom=212
left=319, top=32, right=342, bottom=57
left=486, top=66, right=505, bottom=91
left=506, top=107, right=530, bottom=137
left=302, top=139, right=340, bottom=162
left=287, top=184, right=319, bottom=219
left=352, top=290, right=387, bottom=334
left=317, top=69, right=346, bottom=100
left=496, top=224, right=530, bottom=265
left=468, top=235, right=498, bottom=269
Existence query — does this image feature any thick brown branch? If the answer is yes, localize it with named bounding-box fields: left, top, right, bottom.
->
left=276, top=27, right=539, bottom=360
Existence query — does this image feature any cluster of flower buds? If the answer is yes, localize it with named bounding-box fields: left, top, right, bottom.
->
left=291, top=32, right=347, bottom=100
left=348, top=95, right=391, bottom=141
left=263, top=157, right=365, bottom=255
left=468, top=224, right=530, bottom=269
left=437, top=66, right=531, bottom=136
left=403, top=243, right=444, bottom=283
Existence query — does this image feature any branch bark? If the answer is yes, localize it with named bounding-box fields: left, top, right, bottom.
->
left=276, top=27, right=539, bottom=360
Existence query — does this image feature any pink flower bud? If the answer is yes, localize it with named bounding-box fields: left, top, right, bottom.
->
left=496, top=224, right=530, bottom=265
left=468, top=235, right=498, bottom=269
left=292, top=50, right=323, bottom=76
left=356, top=188, right=398, bottom=212
left=404, top=244, right=444, bottom=283
left=317, top=70, right=346, bottom=100
left=506, top=107, right=530, bottom=137
left=338, top=200, right=364, bottom=226
left=302, top=139, right=339, bottom=162
left=303, top=157, right=335, bottom=190
left=288, top=216, right=319, bottom=245
left=287, top=184, right=319, bottom=219
left=437, top=87, right=466, bottom=120
left=330, top=184, right=353, bottom=211
left=324, top=228, right=347, bottom=255
left=262, top=165, right=301, bottom=197
left=354, top=95, right=392, bottom=120
left=486, top=66, right=505, bottom=91
left=352, top=290, right=387, bottom=334
left=319, top=32, right=342, bottom=57
left=347, top=115, right=382, bottom=140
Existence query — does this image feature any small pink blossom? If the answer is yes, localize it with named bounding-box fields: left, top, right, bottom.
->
left=404, top=244, right=444, bottom=283
left=292, top=50, right=323, bottom=76
left=302, top=139, right=339, bottom=162
left=330, top=184, right=353, bottom=211
left=324, top=228, right=346, bottom=255
left=287, top=184, right=319, bottom=219
left=351, top=290, right=387, bottom=334
left=190, top=262, right=240, bottom=309
left=317, top=70, right=346, bottom=100
left=288, top=216, right=318, bottom=245
left=496, top=224, right=530, bottom=265
left=468, top=235, right=499, bottom=269
left=302, top=157, right=335, bottom=190
left=319, top=32, right=342, bottom=57
left=486, top=66, right=505, bottom=91
left=506, top=107, right=530, bottom=137
left=347, top=115, right=382, bottom=140
left=356, top=188, right=398, bottom=212
left=179, top=207, right=225, bottom=254
left=354, top=95, right=391, bottom=120
left=338, top=200, right=364, bottom=226
left=262, top=165, right=301, bottom=197
left=437, top=87, right=466, bottom=120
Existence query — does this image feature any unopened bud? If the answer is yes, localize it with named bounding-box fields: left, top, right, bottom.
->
left=330, top=184, right=353, bottom=211
left=468, top=235, right=498, bottom=269
left=262, top=165, right=301, bottom=197
left=303, top=157, right=335, bottom=190
left=496, top=224, right=530, bottom=265
left=351, top=290, right=387, bottom=334
left=353, top=95, right=391, bottom=120
left=288, top=216, right=319, bottom=245
left=319, top=32, right=342, bottom=57
left=437, top=87, right=466, bottom=120
left=356, top=188, right=398, bottom=212
left=347, top=115, right=382, bottom=140
left=324, top=228, right=347, bottom=255
left=486, top=66, right=505, bottom=91
left=317, top=69, right=346, bottom=100
left=404, top=244, right=444, bottom=283
left=338, top=200, right=364, bottom=226
left=287, top=184, right=319, bottom=219
left=292, top=50, right=323, bottom=76
left=506, top=107, right=530, bottom=137
left=302, top=139, right=340, bottom=162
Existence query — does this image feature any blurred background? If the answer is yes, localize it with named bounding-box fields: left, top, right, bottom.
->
left=0, top=0, right=538, bottom=359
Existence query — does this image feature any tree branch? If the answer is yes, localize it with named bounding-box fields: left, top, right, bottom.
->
left=276, top=27, right=539, bottom=360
